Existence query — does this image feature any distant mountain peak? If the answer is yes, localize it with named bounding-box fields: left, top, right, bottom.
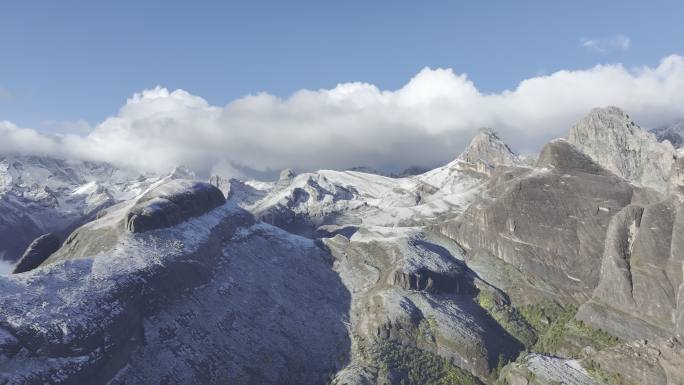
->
left=651, top=118, right=684, bottom=148
left=169, top=165, right=197, bottom=180
left=279, top=168, right=296, bottom=181
left=458, top=127, right=519, bottom=167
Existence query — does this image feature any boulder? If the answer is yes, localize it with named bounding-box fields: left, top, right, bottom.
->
left=125, top=180, right=226, bottom=233
left=12, top=233, right=60, bottom=274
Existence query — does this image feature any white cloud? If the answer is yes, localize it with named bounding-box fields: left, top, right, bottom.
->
left=2, top=55, right=684, bottom=178
left=581, top=34, right=631, bottom=53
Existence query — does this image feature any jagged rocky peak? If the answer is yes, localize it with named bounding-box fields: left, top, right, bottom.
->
left=279, top=168, right=296, bottom=181
left=458, top=127, right=519, bottom=167
left=169, top=165, right=197, bottom=179
left=568, top=106, right=676, bottom=191
left=276, top=168, right=297, bottom=188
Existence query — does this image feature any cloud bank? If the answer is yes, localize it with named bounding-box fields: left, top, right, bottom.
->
left=2, top=55, right=684, bottom=178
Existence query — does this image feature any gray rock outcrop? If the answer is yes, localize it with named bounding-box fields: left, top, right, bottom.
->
left=589, top=338, right=684, bottom=385
left=11, top=233, right=60, bottom=274
left=577, top=197, right=683, bottom=341
left=324, top=229, right=523, bottom=380
left=576, top=151, right=684, bottom=343
left=279, top=168, right=296, bottom=182
left=440, top=139, right=645, bottom=302
left=568, top=106, right=676, bottom=191
left=669, top=156, right=684, bottom=197
left=458, top=128, right=520, bottom=168
left=124, top=179, right=226, bottom=233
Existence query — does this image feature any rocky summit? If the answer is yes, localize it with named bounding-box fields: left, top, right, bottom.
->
left=568, top=106, right=677, bottom=192
left=0, top=107, right=683, bottom=385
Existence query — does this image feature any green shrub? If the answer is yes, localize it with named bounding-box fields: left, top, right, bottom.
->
left=517, top=301, right=620, bottom=357
left=370, top=341, right=483, bottom=385
left=583, top=359, right=626, bottom=385
left=476, top=290, right=537, bottom=348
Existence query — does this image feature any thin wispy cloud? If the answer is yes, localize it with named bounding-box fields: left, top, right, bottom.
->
left=1, top=55, right=684, bottom=178
left=581, top=34, right=631, bottom=53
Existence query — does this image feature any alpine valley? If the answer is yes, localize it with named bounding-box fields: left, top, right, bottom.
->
left=1, top=106, right=684, bottom=385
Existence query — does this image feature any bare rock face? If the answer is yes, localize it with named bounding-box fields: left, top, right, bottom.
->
left=458, top=128, right=520, bottom=168
left=577, top=198, right=683, bottom=341
left=577, top=154, right=684, bottom=341
left=568, top=106, right=676, bottom=191
left=536, top=139, right=611, bottom=175
left=11, top=233, right=60, bottom=274
left=125, top=179, right=226, bottom=233
left=589, top=338, right=684, bottom=385
left=441, top=139, right=644, bottom=302
left=390, top=267, right=475, bottom=294
left=324, top=228, right=522, bottom=380
left=560, top=111, right=684, bottom=345
left=499, top=354, right=597, bottom=385
left=669, top=156, right=684, bottom=197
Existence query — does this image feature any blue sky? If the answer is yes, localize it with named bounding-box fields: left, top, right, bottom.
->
left=1, top=0, right=683, bottom=131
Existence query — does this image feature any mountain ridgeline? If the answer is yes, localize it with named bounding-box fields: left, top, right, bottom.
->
left=0, top=107, right=683, bottom=385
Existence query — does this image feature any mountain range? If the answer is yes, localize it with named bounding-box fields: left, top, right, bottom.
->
left=0, top=107, right=683, bottom=385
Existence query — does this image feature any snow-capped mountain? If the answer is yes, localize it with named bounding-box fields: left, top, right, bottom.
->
left=651, top=118, right=684, bottom=148
left=230, top=128, right=517, bottom=235
left=0, top=107, right=683, bottom=385
left=0, top=155, right=160, bottom=261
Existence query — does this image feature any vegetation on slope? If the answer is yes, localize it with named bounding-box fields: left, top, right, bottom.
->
left=476, top=290, right=537, bottom=348
left=583, top=359, right=628, bottom=385
left=371, top=340, right=484, bottom=385
left=517, top=301, right=619, bottom=357
left=478, top=294, right=623, bottom=384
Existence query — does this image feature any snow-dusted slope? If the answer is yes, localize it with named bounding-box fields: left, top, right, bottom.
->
left=651, top=119, right=684, bottom=148
left=0, top=186, right=349, bottom=384
left=239, top=132, right=518, bottom=234
left=0, top=155, right=159, bottom=261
